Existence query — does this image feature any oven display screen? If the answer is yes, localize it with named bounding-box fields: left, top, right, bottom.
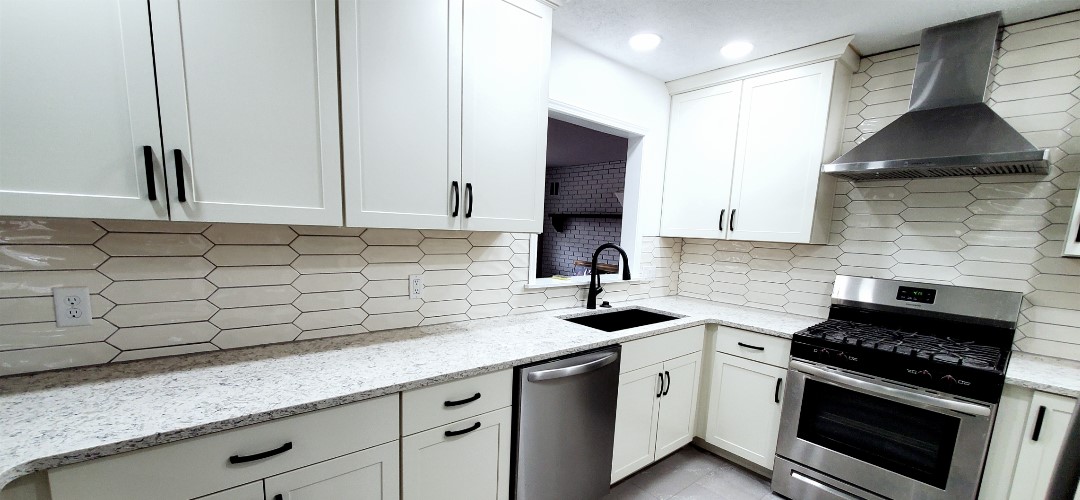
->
left=897, top=286, right=936, bottom=304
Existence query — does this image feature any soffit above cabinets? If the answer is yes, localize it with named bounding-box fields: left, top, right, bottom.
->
left=552, top=0, right=1078, bottom=81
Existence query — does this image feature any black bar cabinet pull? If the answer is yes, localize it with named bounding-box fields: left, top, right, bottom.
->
left=719, top=209, right=725, bottom=231
left=656, top=373, right=664, bottom=398
left=142, top=146, right=157, bottom=201
left=465, top=183, right=473, bottom=218
left=172, top=149, right=187, bottom=202
left=774, top=377, right=783, bottom=403
left=228, top=442, right=292, bottom=464
left=1032, top=405, right=1047, bottom=441
left=729, top=209, right=736, bottom=231
left=444, top=422, right=481, bottom=437
left=450, top=181, right=460, bottom=217
left=737, top=342, right=765, bottom=351
left=662, top=371, right=671, bottom=396
left=444, top=392, right=481, bottom=407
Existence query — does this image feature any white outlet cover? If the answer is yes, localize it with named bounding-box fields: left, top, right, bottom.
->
left=53, top=286, right=92, bottom=327
left=409, top=275, right=424, bottom=299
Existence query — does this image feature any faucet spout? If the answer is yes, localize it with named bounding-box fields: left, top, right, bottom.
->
left=587, top=243, right=631, bottom=309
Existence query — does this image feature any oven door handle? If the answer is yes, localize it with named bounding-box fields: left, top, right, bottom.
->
left=790, top=360, right=992, bottom=417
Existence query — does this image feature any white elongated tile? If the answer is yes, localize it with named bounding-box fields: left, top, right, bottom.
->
left=361, top=296, right=421, bottom=314
left=713, top=241, right=753, bottom=252
left=787, top=279, right=833, bottom=294
left=956, top=261, right=1039, bottom=280
left=744, top=291, right=787, bottom=307
left=1019, top=322, right=1080, bottom=343
left=837, top=253, right=897, bottom=268
left=745, top=270, right=791, bottom=284
left=891, top=264, right=962, bottom=281
left=290, top=226, right=364, bottom=236
left=785, top=290, right=831, bottom=306
left=0, top=245, right=108, bottom=271
left=204, top=246, right=297, bottom=266
left=1007, top=11, right=1080, bottom=33
left=422, top=269, right=473, bottom=286
left=0, top=295, right=112, bottom=323
left=895, top=236, right=966, bottom=251
left=788, top=268, right=837, bottom=283
left=98, top=257, right=214, bottom=280
left=360, top=280, right=406, bottom=298
left=0, top=219, right=104, bottom=244
left=905, top=177, right=978, bottom=193
left=362, top=311, right=423, bottom=331
left=206, top=266, right=299, bottom=287
left=863, top=69, right=916, bottom=91
left=423, top=285, right=472, bottom=301
left=837, top=266, right=895, bottom=279
left=896, top=222, right=967, bottom=236
left=681, top=283, right=712, bottom=295
left=510, top=254, right=529, bottom=268
left=998, top=39, right=1080, bottom=68
left=422, top=313, right=475, bottom=324
left=844, top=214, right=905, bottom=228
left=111, top=343, right=218, bottom=362
left=747, top=259, right=792, bottom=272
left=710, top=282, right=749, bottom=295
left=419, top=299, right=471, bottom=317
left=841, top=227, right=901, bottom=241
left=1034, top=257, right=1080, bottom=275
left=467, top=303, right=511, bottom=319
left=291, top=273, right=367, bottom=293
left=467, top=275, right=512, bottom=291
left=992, top=94, right=1078, bottom=117
left=1000, top=21, right=1080, bottom=51
left=293, top=290, right=368, bottom=312
left=510, top=240, right=529, bottom=254
left=1005, top=112, right=1078, bottom=132
left=107, top=322, right=220, bottom=350
left=104, top=300, right=217, bottom=327
left=902, top=192, right=975, bottom=207
left=507, top=292, right=547, bottom=308
left=419, top=239, right=472, bottom=255
left=790, top=257, right=841, bottom=271
left=1015, top=338, right=1080, bottom=361
left=959, top=246, right=1042, bottom=263
left=419, top=229, right=470, bottom=239
left=213, top=324, right=301, bottom=350
left=1026, top=290, right=1080, bottom=310
left=865, top=54, right=917, bottom=76
left=1024, top=306, right=1080, bottom=327
left=293, top=308, right=367, bottom=330
left=361, top=263, right=424, bottom=280
left=748, top=248, right=794, bottom=260
left=993, top=76, right=1080, bottom=102
left=360, top=229, right=424, bottom=246
left=839, top=240, right=900, bottom=255
left=861, top=85, right=912, bottom=106
left=468, top=261, right=513, bottom=276
left=899, top=208, right=973, bottom=222
left=1024, top=130, right=1072, bottom=148
left=1029, top=274, right=1080, bottom=293
left=0, top=343, right=119, bottom=376
left=203, top=224, right=296, bottom=244
left=791, top=245, right=843, bottom=258
left=961, top=231, right=1045, bottom=248
left=467, top=289, right=513, bottom=305
left=207, top=285, right=300, bottom=309
left=292, top=255, right=368, bottom=274
left=0, top=321, right=117, bottom=351
left=952, top=276, right=1033, bottom=294
left=0, top=270, right=111, bottom=298
left=846, top=200, right=906, bottom=214
left=295, top=324, right=367, bottom=340
left=467, top=232, right=515, bottom=247
left=893, top=250, right=964, bottom=266
left=94, top=220, right=209, bottom=233
left=360, top=246, right=424, bottom=264
left=746, top=281, right=789, bottom=295
left=289, top=236, right=367, bottom=255
left=102, top=279, right=216, bottom=304
left=209, top=305, right=300, bottom=329
left=419, top=254, right=472, bottom=270
left=682, top=244, right=715, bottom=255
left=713, top=251, right=752, bottom=263
left=964, top=215, right=1049, bottom=231
left=467, top=246, right=514, bottom=261
left=94, top=233, right=211, bottom=256
left=859, top=100, right=908, bottom=120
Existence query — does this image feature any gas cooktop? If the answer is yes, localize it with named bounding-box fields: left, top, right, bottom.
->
left=801, top=319, right=1004, bottom=371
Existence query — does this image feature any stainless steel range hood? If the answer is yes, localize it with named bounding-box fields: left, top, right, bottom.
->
left=823, top=12, right=1050, bottom=181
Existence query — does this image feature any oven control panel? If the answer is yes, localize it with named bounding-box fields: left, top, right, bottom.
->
left=896, top=286, right=936, bottom=304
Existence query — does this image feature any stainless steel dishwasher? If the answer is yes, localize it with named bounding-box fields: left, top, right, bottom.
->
left=512, top=345, right=621, bottom=500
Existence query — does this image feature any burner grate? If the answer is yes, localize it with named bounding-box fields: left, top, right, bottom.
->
left=801, top=319, right=1004, bottom=370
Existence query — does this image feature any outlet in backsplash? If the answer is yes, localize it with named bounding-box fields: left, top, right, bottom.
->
left=0, top=219, right=678, bottom=376
left=677, top=11, right=1080, bottom=361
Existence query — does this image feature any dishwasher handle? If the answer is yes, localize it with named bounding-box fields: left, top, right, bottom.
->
left=527, top=352, right=619, bottom=382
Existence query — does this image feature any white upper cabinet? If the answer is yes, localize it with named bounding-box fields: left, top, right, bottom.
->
left=659, top=82, right=742, bottom=239
left=660, top=46, right=854, bottom=244
left=153, top=0, right=343, bottom=226
left=341, top=0, right=551, bottom=232
left=0, top=0, right=167, bottom=220
left=341, top=0, right=459, bottom=230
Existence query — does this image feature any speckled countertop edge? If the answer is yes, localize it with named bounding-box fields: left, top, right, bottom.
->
left=1004, top=351, right=1080, bottom=399
left=0, top=296, right=817, bottom=488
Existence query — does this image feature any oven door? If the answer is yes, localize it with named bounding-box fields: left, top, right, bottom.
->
left=774, top=360, right=995, bottom=500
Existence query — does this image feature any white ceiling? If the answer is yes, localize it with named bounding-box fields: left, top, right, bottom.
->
left=552, top=0, right=1079, bottom=82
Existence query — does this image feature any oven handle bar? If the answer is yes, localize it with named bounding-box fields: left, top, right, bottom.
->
left=790, top=360, right=992, bottom=417
left=791, top=471, right=862, bottom=500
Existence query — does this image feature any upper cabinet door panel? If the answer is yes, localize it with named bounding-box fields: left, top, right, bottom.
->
left=728, top=61, right=833, bottom=243
left=0, top=0, right=167, bottom=220
left=659, top=82, right=742, bottom=238
left=341, top=0, right=459, bottom=230
left=153, top=0, right=342, bottom=226
left=461, top=0, right=551, bottom=233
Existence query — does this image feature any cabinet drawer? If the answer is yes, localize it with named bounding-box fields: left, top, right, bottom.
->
left=402, top=407, right=513, bottom=500
left=402, top=369, right=512, bottom=436
left=621, top=326, right=705, bottom=373
left=49, top=394, right=399, bottom=500
left=715, top=326, right=791, bottom=368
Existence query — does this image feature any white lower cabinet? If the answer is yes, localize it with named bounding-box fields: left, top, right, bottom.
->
left=195, top=482, right=264, bottom=500
left=704, top=353, right=786, bottom=469
left=402, top=407, right=512, bottom=500
left=265, top=443, right=399, bottom=500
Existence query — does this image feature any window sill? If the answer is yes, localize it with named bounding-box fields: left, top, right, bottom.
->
left=524, top=275, right=651, bottom=290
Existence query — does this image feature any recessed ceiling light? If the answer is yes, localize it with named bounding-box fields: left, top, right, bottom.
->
left=721, top=41, right=754, bottom=59
left=629, top=33, right=662, bottom=52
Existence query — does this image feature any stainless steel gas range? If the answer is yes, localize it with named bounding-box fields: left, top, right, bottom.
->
left=772, top=276, right=1023, bottom=500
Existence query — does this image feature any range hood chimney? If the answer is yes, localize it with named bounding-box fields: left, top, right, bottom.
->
left=822, top=12, right=1050, bottom=181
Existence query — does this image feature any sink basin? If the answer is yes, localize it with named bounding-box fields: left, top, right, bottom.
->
left=562, top=308, right=680, bottom=332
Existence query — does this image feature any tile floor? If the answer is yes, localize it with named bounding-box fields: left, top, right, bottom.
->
left=604, top=446, right=784, bottom=500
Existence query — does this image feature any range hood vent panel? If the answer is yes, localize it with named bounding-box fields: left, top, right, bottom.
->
left=823, top=12, right=1050, bottom=180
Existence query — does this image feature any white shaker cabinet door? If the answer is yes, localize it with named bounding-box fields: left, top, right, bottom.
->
left=460, top=0, right=551, bottom=233
left=341, top=0, right=461, bottom=230
left=263, top=442, right=400, bottom=500
left=195, top=482, right=264, bottom=500
left=402, top=407, right=512, bottom=500
left=705, top=353, right=786, bottom=469
left=0, top=0, right=167, bottom=220
left=611, top=363, right=663, bottom=483
left=654, top=352, right=703, bottom=460
left=728, top=61, right=834, bottom=243
left=152, top=0, right=343, bottom=226
left=1008, top=392, right=1077, bottom=500
left=659, top=82, right=742, bottom=239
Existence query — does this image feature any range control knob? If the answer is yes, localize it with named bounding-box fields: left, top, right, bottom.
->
left=916, top=369, right=933, bottom=380
left=940, top=374, right=957, bottom=387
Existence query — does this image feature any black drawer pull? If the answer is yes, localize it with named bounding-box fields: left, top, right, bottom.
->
left=662, top=371, right=671, bottom=396
left=737, top=342, right=765, bottom=351
left=228, top=442, right=292, bottom=464
left=1032, top=405, right=1047, bottom=441
left=173, top=149, right=187, bottom=202
left=656, top=373, right=664, bottom=398
left=143, top=146, right=157, bottom=201
left=451, top=181, right=460, bottom=217
left=729, top=209, right=736, bottom=231
left=444, top=392, right=481, bottom=407
left=445, top=422, right=481, bottom=437
left=719, top=209, right=725, bottom=231
left=775, top=377, right=783, bottom=403
left=465, top=182, right=473, bottom=218
left=273, top=495, right=283, bottom=500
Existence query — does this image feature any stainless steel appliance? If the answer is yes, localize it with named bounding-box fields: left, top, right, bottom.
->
left=512, top=346, right=621, bottom=500
left=773, top=276, right=1023, bottom=500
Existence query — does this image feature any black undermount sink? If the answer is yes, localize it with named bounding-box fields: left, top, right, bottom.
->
left=562, top=308, right=680, bottom=332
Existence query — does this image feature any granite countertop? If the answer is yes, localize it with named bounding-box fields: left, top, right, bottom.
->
left=0, top=296, right=818, bottom=489
left=1005, top=351, right=1080, bottom=399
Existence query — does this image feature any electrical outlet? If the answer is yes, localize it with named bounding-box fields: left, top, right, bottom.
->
left=409, top=275, right=424, bottom=299
left=53, top=287, right=92, bottom=327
